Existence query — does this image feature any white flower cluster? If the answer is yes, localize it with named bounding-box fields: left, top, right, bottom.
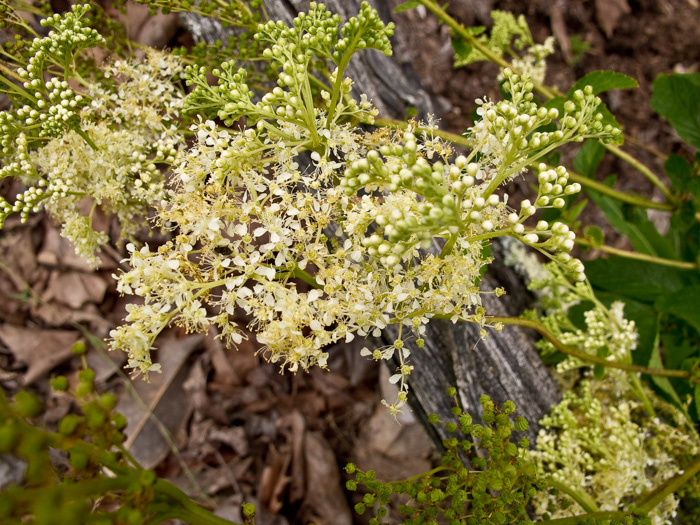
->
left=554, top=301, right=638, bottom=373
left=529, top=372, right=700, bottom=524
left=529, top=264, right=639, bottom=370
left=109, top=3, right=621, bottom=415
left=506, top=36, right=555, bottom=85
left=110, top=116, right=490, bottom=415
left=1, top=33, right=185, bottom=263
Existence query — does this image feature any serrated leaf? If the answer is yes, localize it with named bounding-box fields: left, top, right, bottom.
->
left=651, top=73, right=700, bottom=149
left=568, top=70, right=638, bottom=97
left=584, top=225, right=605, bottom=247
left=394, top=0, right=421, bottom=13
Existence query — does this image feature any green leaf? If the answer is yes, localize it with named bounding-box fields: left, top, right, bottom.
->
left=568, top=71, right=638, bottom=97
left=586, top=183, right=678, bottom=258
left=583, top=225, right=604, bottom=247
left=394, top=0, right=421, bottom=12
left=664, top=153, right=693, bottom=193
left=573, top=140, right=605, bottom=177
left=451, top=37, right=472, bottom=64
left=648, top=323, right=688, bottom=416
left=585, top=257, right=689, bottom=303
left=651, top=73, right=700, bottom=149
left=655, top=284, right=700, bottom=334
left=695, top=382, right=700, bottom=420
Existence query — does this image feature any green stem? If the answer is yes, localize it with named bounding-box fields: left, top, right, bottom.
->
left=629, top=371, right=656, bottom=418
left=603, top=143, right=675, bottom=202
left=485, top=315, right=691, bottom=378
left=154, top=480, right=240, bottom=525
left=562, top=168, right=675, bottom=211
left=439, top=233, right=459, bottom=258
left=75, top=127, right=98, bottom=151
left=282, top=267, right=323, bottom=289
left=636, top=454, right=700, bottom=513
left=575, top=238, right=697, bottom=270
left=325, top=39, right=358, bottom=128
left=374, top=116, right=472, bottom=148
left=392, top=465, right=450, bottom=485
left=544, top=477, right=599, bottom=513
left=416, top=0, right=557, bottom=100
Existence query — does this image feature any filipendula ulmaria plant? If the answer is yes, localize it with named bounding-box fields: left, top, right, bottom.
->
left=0, top=343, right=245, bottom=525
left=109, top=3, right=621, bottom=415
left=0, top=4, right=186, bottom=264
left=346, top=392, right=542, bottom=525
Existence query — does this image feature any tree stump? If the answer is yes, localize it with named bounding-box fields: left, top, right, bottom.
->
left=179, top=0, right=561, bottom=445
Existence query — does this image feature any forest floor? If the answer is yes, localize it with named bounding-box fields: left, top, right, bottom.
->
left=0, top=1, right=698, bottom=524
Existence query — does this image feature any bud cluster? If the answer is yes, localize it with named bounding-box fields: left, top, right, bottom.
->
left=347, top=394, right=541, bottom=524
left=12, top=5, right=103, bottom=138
left=515, top=164, right=586, bottom=280
left=255, top=2, right=394, bottom=66
left=185, top=2, right=390, bottom=134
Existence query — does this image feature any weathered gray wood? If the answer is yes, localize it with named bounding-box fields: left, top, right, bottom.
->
left=180, top=0, right=560, bottom=446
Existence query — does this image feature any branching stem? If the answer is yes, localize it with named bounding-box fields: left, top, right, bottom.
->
left=485, top=315, right=691, bottom=378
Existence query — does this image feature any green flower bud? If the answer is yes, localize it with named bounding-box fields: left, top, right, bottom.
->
left=50, top=375, right=69, bottom=392
left=69, top=449, right=89, bottom=471
left=514, top=416, right=529, bottom=432
left=14, top=391, right=43, bottom=418
left=59, top=414, right=84, bottom=436
left=0, top=425, right=20, bottom=453
left=71, top=341, right=87, bottom=355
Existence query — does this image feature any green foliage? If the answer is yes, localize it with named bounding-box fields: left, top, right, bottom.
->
left=651, top=73, right=700, bottom=149
left=568, top=34, right=590, bottom=65
left=0, top=365, right=249, bottom=524
left=394, top=1, right=422, bottom=14
left=347, top=395, right=542, bottom=524
left=453, top=11, right=533, bottom=67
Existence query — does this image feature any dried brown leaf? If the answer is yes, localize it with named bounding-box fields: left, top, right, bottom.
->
left=258, top=445, right=292, bottom=514
left=303, top=431, right=352, bottom=525
left=595, top=0, right=631, bottom=38
left=136, top=13, right=179, bottom=47
left=208, top=426, right=249, bottom=457
left=36, top=227, right=94, bottom=272
left=0, top=325, right=79, bottom=385
left=42, top=271, right=108, bottom=309
left=549, top=4, right=572, bottom=63
left=278, top=411, right=305, bottom=503
left=117, top=332, right=203, bottom=469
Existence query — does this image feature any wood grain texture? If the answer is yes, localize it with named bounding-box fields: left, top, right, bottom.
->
left=180, top=0, right=560, bottom=447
